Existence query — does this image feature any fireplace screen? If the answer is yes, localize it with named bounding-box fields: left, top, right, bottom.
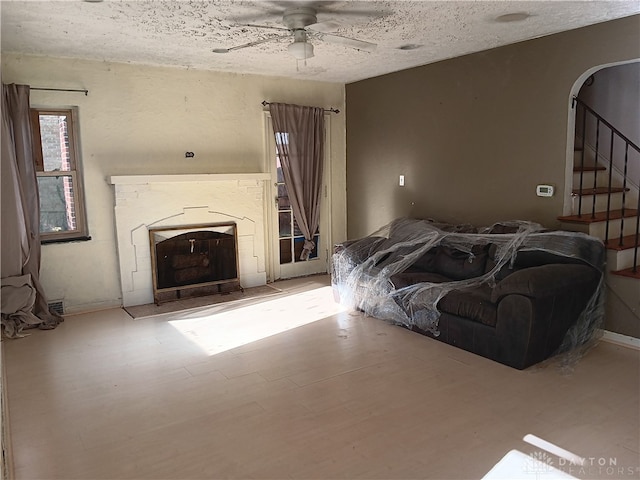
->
left=149, top=222, right=240, bottom=304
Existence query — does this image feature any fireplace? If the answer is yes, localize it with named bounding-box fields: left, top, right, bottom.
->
left=150, top=222, right=241, bottom=304
left=109, top=174, right=270, bottom=307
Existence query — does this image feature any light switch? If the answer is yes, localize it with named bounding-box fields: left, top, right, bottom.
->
left=399, top=175, right=405, bottom=187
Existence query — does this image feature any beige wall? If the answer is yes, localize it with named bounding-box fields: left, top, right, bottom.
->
left=345, top=15, right=640, bottom=238
left=2, top=55, right=346, bottom=312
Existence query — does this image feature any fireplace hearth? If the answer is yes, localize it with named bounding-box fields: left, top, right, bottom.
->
left=149, top=223, right=241, bottom=304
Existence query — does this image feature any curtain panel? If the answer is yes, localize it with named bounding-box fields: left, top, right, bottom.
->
left=269, top=102, right=325, bottom=261
left=1, top=83, right=62, bottom=337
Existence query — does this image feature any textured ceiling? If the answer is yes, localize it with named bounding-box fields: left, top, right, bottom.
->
left=2, top=1, right=639, bottom=83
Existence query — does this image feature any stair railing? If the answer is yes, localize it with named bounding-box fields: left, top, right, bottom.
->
left=573, top=97, right=640, bottom=273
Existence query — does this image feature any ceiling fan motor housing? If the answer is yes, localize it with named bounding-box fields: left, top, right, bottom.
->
left=285, top=8, right=316, bottom=60
left=283, top=7, right=318, bottom=29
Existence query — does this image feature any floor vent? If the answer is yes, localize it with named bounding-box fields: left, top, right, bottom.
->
left=48, top=301, right=64, bottom=315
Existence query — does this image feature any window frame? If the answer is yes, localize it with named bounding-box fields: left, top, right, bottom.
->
left=30, top=106, right=89, bottom=243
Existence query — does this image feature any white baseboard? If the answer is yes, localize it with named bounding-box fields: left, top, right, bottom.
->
left=601, top=330, right=640, bottom=350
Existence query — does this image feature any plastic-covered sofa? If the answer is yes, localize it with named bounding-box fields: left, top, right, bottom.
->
left=332, top=218, right=605, bottom=370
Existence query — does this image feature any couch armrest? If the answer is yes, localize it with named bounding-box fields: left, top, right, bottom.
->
left=491, top=264, right=598, bottom=304
left=495, top=295, right=541, bottom=369
left=493, top=265, right=601, bottom=369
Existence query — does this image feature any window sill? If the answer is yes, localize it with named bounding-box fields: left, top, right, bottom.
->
left=41, top=235, right=92, bottom=245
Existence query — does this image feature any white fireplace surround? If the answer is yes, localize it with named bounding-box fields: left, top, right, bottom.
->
left=109, top=174, right=270, bottom=307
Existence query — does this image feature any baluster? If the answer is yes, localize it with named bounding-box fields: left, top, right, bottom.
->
left=634, top=180, right=639, bottom=274
left=619, top=144, right=629, bottom=248
left=578, top=104, right=587, bottom=217
left=605, top=130, right=614, bottom=244
left=592, top=118, right=600, bottom=219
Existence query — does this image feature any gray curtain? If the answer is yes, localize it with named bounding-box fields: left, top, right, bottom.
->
left=269, top=102, right=325, bottom=260
left=1, top=83, right=62, bottom=337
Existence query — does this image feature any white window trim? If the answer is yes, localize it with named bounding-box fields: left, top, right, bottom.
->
left=31, top=106, right=89, bottom=243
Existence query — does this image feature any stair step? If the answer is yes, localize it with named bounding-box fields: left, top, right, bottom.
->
left=572, top=193, right=625, bottom=213
left=572, top=186, right=629, bottom=196
left=606, top=248, right=639, bottom=271
left=604, top=235, right=640, bottom=251
left=611, top=266, right=640, bottom=280
left=572, top=170, right=617, bottom=190
left=558, top=209, right=639, bottom=224
left=573, top=165, right=606, bottom=172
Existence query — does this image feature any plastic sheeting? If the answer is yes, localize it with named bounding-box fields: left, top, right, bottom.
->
left=332, top=218, right=605, bottom=357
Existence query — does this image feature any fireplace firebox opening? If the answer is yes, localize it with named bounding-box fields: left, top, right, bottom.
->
left=149, top=222, right=241, bottom=305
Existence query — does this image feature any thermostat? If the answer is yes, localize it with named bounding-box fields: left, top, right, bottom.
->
left=536, top=184, right=554, bottom=197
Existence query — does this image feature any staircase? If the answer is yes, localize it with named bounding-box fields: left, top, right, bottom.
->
left=558, top=97, right=639, bottom=336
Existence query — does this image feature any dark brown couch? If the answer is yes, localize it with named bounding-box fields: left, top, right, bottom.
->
left=332, top=218, right=605, bottom=370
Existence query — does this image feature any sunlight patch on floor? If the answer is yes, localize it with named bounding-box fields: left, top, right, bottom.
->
left=168, top=285, right=346, bottom=355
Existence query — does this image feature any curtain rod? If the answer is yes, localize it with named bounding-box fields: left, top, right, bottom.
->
left=262, top=100, right=339, bottom=114
left=31, top=87, right=89, bottom=96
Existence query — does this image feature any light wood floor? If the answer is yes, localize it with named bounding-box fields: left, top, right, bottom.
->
left=3, top=275, right=639, bottom=480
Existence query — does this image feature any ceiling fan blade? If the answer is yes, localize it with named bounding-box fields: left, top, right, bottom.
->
left=306, top=19, right=343, bottom=33
left=266, top=1, right=341, bottom=10
left=236, top=23, right=290, bottom=32
left=212, top=34, right=290, bottom=54
left=314, top=32, right=377, bottom=52
left=319, top=8, right=388, bottom=18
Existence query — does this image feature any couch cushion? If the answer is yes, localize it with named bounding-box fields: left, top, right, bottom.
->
left=484, top=257, right=518, bottom=280
left=437, top=285, right=497, bottom=327
left=490, top=264, right=599, bottom=303
left=484, top=244, right=518, bottom=280
left=433, top=246, right=488, bottom=280
left=486, top=223, right=522, bottom=234
left=410, top=250, right=437, bottom=271
left=512, top=249, right=587, bottom=268
left=483, top=244, right=586, bottom=281
left=390, top=271, right=452, bottom=289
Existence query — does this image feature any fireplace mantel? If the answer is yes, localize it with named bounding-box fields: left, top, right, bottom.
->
left=109, top=173, right=271, bottom=185
left=109, top=172, right=270, bottom=307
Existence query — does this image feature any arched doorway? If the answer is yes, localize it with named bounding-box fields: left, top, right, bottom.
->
left=564, top=60, right=640, bottom=216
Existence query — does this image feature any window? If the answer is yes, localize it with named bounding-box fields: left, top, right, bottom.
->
left=30, top=107, right=88, bottom=242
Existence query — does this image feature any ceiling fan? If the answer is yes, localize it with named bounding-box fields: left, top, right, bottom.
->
left=212, top=6, right=378, bottom=60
